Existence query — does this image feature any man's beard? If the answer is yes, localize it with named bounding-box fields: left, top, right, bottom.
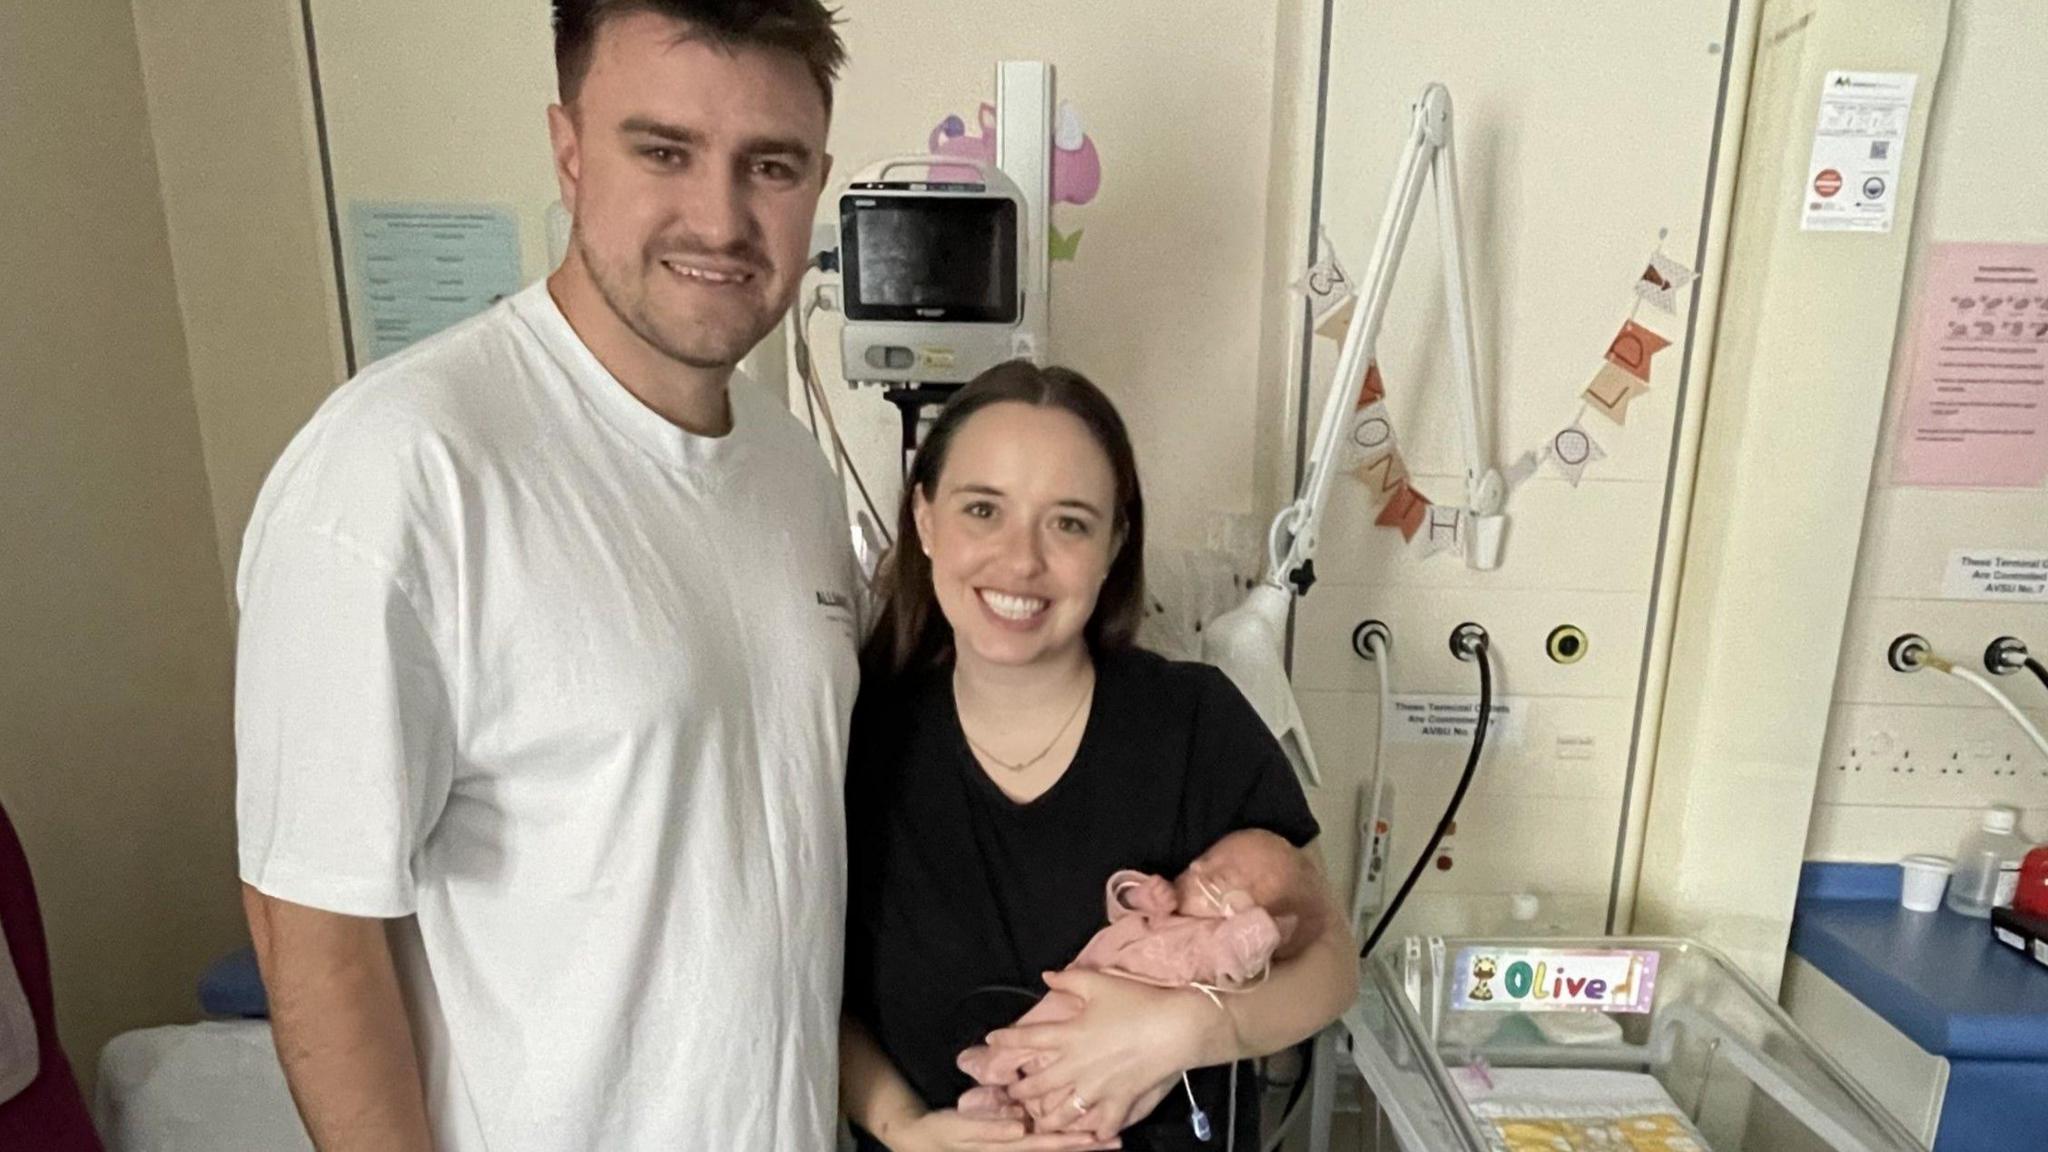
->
left=581, top=236, right=778, bottom=370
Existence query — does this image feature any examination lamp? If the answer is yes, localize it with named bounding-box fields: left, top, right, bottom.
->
left=1204, top=84, right=1505, bottom=787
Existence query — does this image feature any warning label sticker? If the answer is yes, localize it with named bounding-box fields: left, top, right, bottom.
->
left=1390, top=695, right=1524, bottom=747
left=1943, top=550, right=2048, bottom=602
left=1801, top=71, right=1916, bottom=233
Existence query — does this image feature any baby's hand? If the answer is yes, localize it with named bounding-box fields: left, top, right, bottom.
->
left=958, top=1040, right=1042, bottom=1086
left=1106, top=871, right=1177, bottom=918
left=955, top=1084, right=1023, bottom=1119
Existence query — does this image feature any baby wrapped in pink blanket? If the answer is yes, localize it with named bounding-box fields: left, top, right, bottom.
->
left=956, top=828, right=1321, bottom=1121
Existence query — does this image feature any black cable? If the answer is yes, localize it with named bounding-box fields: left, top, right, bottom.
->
left=1361, top=641, right=1492, bottom=958
left=2026, top=657, right=2048, bottom=697
left=968, top=983, right=1241, bottom=1147
left=1257, top=1038, right=1316, bottom=1152
left=1257, top=1037, right=1312, bottom=1091
left=966, top=984, right=1043, bottom=1005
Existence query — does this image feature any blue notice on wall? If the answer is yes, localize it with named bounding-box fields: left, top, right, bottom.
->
left=350, top=203, right=523, bottom=365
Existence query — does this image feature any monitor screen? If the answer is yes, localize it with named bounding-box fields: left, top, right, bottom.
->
left=842, top=196, right=1018, bottom=323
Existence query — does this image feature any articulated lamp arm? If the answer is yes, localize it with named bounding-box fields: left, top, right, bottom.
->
left=1272, top=83, right=1503, bottom=595
left=1206, top=84, right=1503, bottom=789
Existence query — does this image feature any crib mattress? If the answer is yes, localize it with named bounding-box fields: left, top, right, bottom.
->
left=1456, top=1067, right=1709, bottom=1152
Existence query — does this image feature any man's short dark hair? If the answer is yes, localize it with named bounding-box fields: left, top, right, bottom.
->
left=553, top=1, right=846, bottom=113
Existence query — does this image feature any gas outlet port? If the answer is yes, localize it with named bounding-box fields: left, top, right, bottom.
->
left=1547, top=625, right=1589, bottom=665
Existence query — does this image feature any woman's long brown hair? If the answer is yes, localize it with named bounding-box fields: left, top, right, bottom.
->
left=861, top=360, right=1147, bottom=682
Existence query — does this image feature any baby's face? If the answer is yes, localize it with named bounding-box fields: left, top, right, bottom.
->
left=1172, top=869, right=1250, bottom=917
left=1174, top=830, right=1300, bottom=917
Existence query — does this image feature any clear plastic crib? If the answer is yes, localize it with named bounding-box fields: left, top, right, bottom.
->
left=1337, top=937, right=1926, bottom=1152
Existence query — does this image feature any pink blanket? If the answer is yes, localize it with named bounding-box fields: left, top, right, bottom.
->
left=955, top=829, right=1313, bottom=1121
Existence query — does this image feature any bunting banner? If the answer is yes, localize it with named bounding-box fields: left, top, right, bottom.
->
left=1503, top=450, right=1543, bottom=490
left=1356, top=449, right=1410, bottom=501
left=1360, top=360, right=1387, bottom=406
left=1549, top=424, right=1606, bottom=486
left=1317, top=297, right=1358, bottom=342
left=1634, top=251, right=1697, bottom=313
left=1375, top=482, right=1430, bottom=541
left=1416, top=504, right=1465, bottom=559
left=1604, top=319, right=1672, bottom=382
left=1583, top=361, right=1651, bottom=425
left=1300, top=226, right=1355, bottom=327
left=1341, top=400, right=1396, bottom=473
left=1298, top=232, right=1697, bottom=554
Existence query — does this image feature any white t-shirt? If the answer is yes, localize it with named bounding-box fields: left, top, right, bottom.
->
left=235, top=282, right=861, bottom=1150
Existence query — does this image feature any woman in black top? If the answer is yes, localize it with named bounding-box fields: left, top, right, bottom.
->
left=840, top=363, right=1358, bottom=1152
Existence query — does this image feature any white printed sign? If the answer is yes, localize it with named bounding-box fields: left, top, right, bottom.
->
left=1452, top=947, right=1661, bottom=1014
left=1389, top=695, right=1522, bottom=747
left=1943, top=550, right=2048, bottom=602
left=1801, top=71, right=1916, bottom=233
left=351, top=202, right=524, bottom=365
left=1556, top=734, right=1598, bottom=762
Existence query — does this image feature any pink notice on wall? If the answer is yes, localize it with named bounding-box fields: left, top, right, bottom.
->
left=1893, top=242, right=2048, bottom=488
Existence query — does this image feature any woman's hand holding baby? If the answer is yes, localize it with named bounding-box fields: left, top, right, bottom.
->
left=880, top=1107, right=1125, bottom=1152
left=985, top=968, right=1231, bottom=1142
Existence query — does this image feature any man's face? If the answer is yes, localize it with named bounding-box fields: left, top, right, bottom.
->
left=549, top=12, right=830, bottom=370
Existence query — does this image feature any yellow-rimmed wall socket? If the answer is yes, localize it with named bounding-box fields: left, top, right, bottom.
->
left=1547, top=625, right=1589, bottom=665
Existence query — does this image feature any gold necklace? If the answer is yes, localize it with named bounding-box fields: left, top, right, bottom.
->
left=960, top=677, right=1094, bottom=773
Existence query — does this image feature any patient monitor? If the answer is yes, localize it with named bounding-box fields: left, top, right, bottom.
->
left=836, top=157, right=1038, bottom=386
left=806, top=61, right=1055, bottom=463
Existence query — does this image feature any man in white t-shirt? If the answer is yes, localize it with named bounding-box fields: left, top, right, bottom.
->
left=235, top=4, right=859, bottom=1148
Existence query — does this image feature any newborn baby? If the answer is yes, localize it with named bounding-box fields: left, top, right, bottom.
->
left=956, top=828, right=1322, bottom=1121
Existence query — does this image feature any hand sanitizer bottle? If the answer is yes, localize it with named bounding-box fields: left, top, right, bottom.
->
left=1947, top=806, right=2028, bottom=918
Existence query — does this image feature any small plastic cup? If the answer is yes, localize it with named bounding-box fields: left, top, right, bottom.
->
left=1900, top=854, right=1952, bottom=913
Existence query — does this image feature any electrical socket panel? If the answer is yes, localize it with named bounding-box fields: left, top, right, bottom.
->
left=1816, top=703, right=2048, bottom=809
left=1295, top=586, right=1646, bottom=933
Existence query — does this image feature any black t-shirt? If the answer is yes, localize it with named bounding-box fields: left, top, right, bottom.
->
left=844, top=647, right=1321, bottom=1152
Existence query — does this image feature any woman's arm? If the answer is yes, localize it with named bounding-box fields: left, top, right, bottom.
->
left=840, top=1014, right=1123, bottom=1152
left=841, top=1013, right=932, bottom=1145
left=989, top=847, right=1358, bottom=1138
left=1179, top=845, right=1359, bottom=1064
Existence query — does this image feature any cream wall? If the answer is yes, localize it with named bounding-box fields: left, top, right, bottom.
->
left=806, top=2, right=1295, bottom=555
left=127, top=0, right=1786, bottom=980
left=294, top=1, right=1296, bottom=563
left=305, top=0, right=558, bottom=320
left=0, top=0, right=244, bottom=1082
left=1253, top=0, right=1333, bottom=533
left=1806, top=0, right=2048, bottom=862
left=1287, top=0, right=1747, bottom=942
left=95, top=0, right=2045, bottom=1058
left=1632, top=0, right=1953, bottom=988
left=131, top=0, right=350, bottom=592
